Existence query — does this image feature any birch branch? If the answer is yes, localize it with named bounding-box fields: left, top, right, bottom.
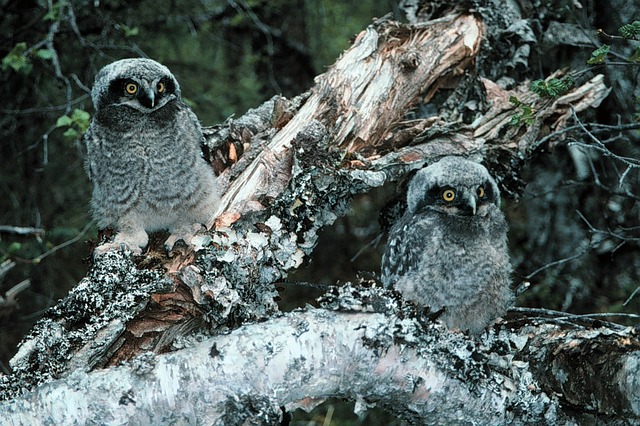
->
left=3, top=300, right=638, bottom=424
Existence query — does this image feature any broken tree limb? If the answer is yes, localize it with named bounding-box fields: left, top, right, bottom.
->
left=213, top=13, right=485, bottom=221
left=2, top=289, right=639, bottom=424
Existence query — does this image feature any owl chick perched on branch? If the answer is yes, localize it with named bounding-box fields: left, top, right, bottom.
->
left=381, top=156, right=513, bottom=334
left=84, top=58, right=220, bottom=255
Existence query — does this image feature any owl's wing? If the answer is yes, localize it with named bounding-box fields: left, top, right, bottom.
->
left=381, top=214, right=423, bottom=285
left=83, top=124, right=96, bottom=182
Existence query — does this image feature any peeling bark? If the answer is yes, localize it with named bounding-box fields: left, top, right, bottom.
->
left=0, top=3, right=633, bottom=424
left=2, top=289, right=639, bottom=424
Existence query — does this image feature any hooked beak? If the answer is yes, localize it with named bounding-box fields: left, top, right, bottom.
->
left=144, top=86, right=156, bottom=108
left=460, top=192, right=477, bottom=216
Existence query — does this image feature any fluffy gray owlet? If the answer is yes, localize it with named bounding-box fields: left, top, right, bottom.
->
left=84, top=58, right=220, bottom=255
left=381, top=156, right=513, bottom=334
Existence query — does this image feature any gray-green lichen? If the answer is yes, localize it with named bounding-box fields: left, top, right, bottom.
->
left=318, top=281, right=568, bottom=424
left=0, top=251, right=170, bottom=400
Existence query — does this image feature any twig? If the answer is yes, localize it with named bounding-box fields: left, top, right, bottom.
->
left=524, top=243, right=593, bottom=280
left=3, top=279, right=31, bottom=302
left=569, top=107, right=640, bottom=167
left=623, top=286, right=640, bottom=307
left=510, top=307, right=638, bottom=330
left=31, top=221, right=93, bottom=263
left=532, top=121, right=640, bottom=152
left=577, top=210, right=640, bottom=243
left=0, top=260, right=15, bottom=281
left=0, top=226, right=45, bottom=237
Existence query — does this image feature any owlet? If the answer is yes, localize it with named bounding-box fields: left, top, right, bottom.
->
left=84, top=58, right=220, bottom=255
left=381, top=156, right=513, bottom=334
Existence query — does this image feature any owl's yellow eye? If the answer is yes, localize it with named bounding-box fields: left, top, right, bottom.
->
left=125, top=83, right=138, bottom=94
left=157, top=82, right=165, bottom=93
left=478, top=186, right=485, bottom=198
left=442, top=189, right=456, bottom=202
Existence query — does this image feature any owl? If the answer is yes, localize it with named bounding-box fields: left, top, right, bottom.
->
left=381, top=156, right=513, bottom=334
left=84, top=58, right=220, bottom=255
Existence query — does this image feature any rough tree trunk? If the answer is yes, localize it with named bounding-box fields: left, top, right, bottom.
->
left=1, top=2, right=636, bottom=425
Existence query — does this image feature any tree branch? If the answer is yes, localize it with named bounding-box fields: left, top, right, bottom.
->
left=2, top=297, right=638, bottom=424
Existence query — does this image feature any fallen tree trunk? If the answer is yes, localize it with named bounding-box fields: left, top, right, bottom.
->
left=1, top=3, right=632, bottom=424
left=2, top=292, right=639, bottom=424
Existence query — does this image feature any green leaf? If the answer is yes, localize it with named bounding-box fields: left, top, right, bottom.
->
left=56, top=109, right=90, bottom=139
left=529, top=80, right=547, bottom=96
left=55, top=115, right=72, bottom=128
left=70, top=108, right=90, bottom=123
left=509, top=95, right=522, bottom=106
left=7, top=242, right=21, bottom=253
left=1, top=42, right=32, bottom=74
left=121, top=25, right=139, bottom=37
left=530, top=76, right=575, bottom=98
left=587, top=44, right=610, bottom=64
left=627, top=46, right=640, bottom=63
left=43, top=2, right=64, bottom=21
left=35, top=49, right=55, bottom=60
left=70, top=108, right=90, bottom=132
left=63, top=128, right=79, bottom=139
left=545, top=78, right=569, bottom=97
left=619, top=21, right=640, bottom=39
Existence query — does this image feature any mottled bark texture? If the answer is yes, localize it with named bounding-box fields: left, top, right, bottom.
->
left=2, top=286, right=639, bottom=424
left=1, top=1, right=635, bottom=424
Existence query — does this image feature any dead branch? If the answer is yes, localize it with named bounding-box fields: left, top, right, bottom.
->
left=2, top=296, right=638, bottom=424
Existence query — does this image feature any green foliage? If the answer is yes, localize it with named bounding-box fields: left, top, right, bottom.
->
left=35, top=48, right=55, bottom=60
left=619, top=20, right=640, bottom=39
left=2, top=44, right=55, bottom=74
left=509, top=96, right=535, bottom=126
left=1, top=42, right=32, bottom=74
left=529, top=76, right=575, bottom=98
left=118, top=24, right=139, bottom=37
left=587, top=44, right=610, bottom=64
left=43, top=1, right=66, bottom=21
left=6, top=242, right=22, bottom=254
left=628, top=46, right=640, bottom=63
left=55, top=109, right=91, bottom=140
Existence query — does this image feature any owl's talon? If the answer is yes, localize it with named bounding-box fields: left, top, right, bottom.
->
left=164, top=223, right=206, bottom=254
left=92, top=241, right=143, bottom=258
left=164, top=238, right=188, bottom=256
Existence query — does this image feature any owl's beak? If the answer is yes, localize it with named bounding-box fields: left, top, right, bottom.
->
left=147, top=88, right=156, bottom=108
left=460, top=193, right=477, bottom=216
left=139, top=87, right=156, bottom=108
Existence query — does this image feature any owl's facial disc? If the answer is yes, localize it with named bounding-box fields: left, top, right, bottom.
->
left=427, top=184, right=495, bottom=217
left=433, top=187, right=477, bottom=216
left=115, top=78, right=175, bottom=112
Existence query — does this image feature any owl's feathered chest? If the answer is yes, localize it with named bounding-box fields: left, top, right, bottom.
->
left=85, top=100, right=205, bottom=212
left=382, top=208, right=508, bottom=285
left=94, top=103, right=181, bottom=142
left=409, top=210, right=503, bottom=248
left=88, top=102, right=198, bottom=164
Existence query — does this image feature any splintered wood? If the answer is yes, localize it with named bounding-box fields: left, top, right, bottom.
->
left=214, top=14, right=484, bottom=220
